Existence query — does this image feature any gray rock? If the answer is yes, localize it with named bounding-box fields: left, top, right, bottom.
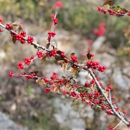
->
left=0, top=112, right=28, bottom=130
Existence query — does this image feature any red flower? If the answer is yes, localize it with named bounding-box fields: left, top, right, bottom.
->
left=88, top=101, right=92, bottom=106
left=20, top=39, right=26, bottom=44
left=53, top=18, right=58, bottom=25
left=109, top=127, right=114, bottom=130
left=54, top=1, right=63, bottom=9
left=87, top=39, right=93, bottom=44
left=71, top=56, right=78, bottom=62
left=62, top=90, right=67, bottom=95
left=6, top=24, right=13, bottom=30
left=15, top=34, right=23, bottom=41
left=90, top=79, right=95, bottom=84
left=106, top=109, right=111, bottom=115
left=128, top=122, right=130, bottom=127
left=37, top=51, right=44, bottom=58
left=60, top=51, right=65, bottom=57
left=44, top=87, right=51, bottom=93
left=106, top=86, right=113, bottom=91
left=127, top=12, right=130, bottom=16
left=0, top=16, right=3, bottom=23
left=27, top=36, right=34, bottom=44
left=24, top=58, right=31, bottom=65
left=97, top=7, right=102, bottom=12
left=85, top=82, right=90, bottom=87
left=51, top=14, right=55, bottom=19
left=20, top=31, right=26, bottom=37
left=51, top=49, right=57, bottom=57
left=123, top=110, right=127, bottom=115
left=82, top=97, right=86, bottom=102
left=93, top=23, right=105, bottom=36
left=30, top=55, right=35, bottom=60
left=9, top=71, right=14, bottom=78
left=17, top=62, right=24, bottom=69
left=48, top=31, right=56, bottom=37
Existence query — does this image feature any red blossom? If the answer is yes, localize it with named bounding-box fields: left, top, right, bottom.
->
left=82, top=97, right=86, bottom=102
left=53, top=18, right=58, bottom=25
left=0, top=16, right=3, bottom=23
left=94, top=92, right=100, bottom=98
left=94, top=22, right=105, bottom=36
left=9, top=71, right=14, bottom=78
left=106, top=86, right=113, bottom=91
left=87, top=39, right=93, bottom=44
left=6, top=24, right=13, bottom=30
left=44, top=78, right=49, bottom=83
left=88, top=100, right=92, bottom=106
left=54, top=1, right=63, bottom=9
left=20, top=39, right=26, bottom=44
left=123, top=110, right=127, bottom=115
left=30, top=55, right=35, bottom=60
left=37, top=51, right=44, bottom=58
left=17, top=62, right=24, bottom=69
left=51, top=49, right=57, bottom=57
left=51, top=14, right=55, bottom=19
left=15, top=34, right=23, bottom=41
left=106, top=109, right=111, bottom=115
left=60, top=51, right=65, bottom=57
left=115, top=107, right=119, bottom=111
left=27, top=36, right=34, bottom=44
left=71, top=56, right=78, bottom=62
left=44, top=87, right=51, bottom=93
left=17, top=73, right=21, bottom=78
left=89, top=93, right=93, bottom=98
left=62, top=90, right=67, bottom=95
left=128, top=122, right=130, bottom=127
left=97, top=7, right=102, bottom=12
left=127, top=12, right=130, bottom=16
left=70, top=91, right=77, bottom=97
left=48, top=31, right=56, bottom=37
left=109, top=127, right=114, bottom=130
left=85, top=82, right=90, bottom=87
left=90, top=79, right=95, bottom=84
left=20, top=31, right=26, bottom=37
left=24, top=58, right=31, bottom=65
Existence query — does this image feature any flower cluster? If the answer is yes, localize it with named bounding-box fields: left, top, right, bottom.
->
left=54, top=1, right=63, bottom=9
left=94, top=22, right=105, bottom=36
left=0, top=16, right=3, bottom=23
left=0, top=1, right=129, bottom=129
left=97, top=1, right=130, bottom=17
left=87, top=60, right=106, bottom=72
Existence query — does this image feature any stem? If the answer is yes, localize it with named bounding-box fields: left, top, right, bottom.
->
left=88, top=69, right=128, bottom=125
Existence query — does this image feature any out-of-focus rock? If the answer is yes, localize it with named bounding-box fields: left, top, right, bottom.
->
left=0, top=112, right=28, bottom=130
left=92, top=36, right=106, bottom=51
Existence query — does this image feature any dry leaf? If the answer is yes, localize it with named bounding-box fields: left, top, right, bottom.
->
left=70, top=52, right=75, bottom=57
left=41, top=56, right=46, bottom=63
left=57, top=60, right=64, bottom=64
left=102, top=0, right=113, bottom=6
left=62, top=62, right=66, bottom=71
left=36, top=78, right=45, bottom=85
left=102, top=0, right=113, bottom=9
left=12, top=21, right=21, bottom=26
left=71, top=68, right=78, bottom=75
left=65, top=82, right=70, bottom=88
left=67, top=86, right=72, bottom=94
left=46, top=43, right=50, bottom=49
left=90, top=84, right=95, bottom=93
left=53, top=86, right=59, bottom=93
left=0, top=28, right=3, bottom=32
left=12, top=37, right=16, bottom=44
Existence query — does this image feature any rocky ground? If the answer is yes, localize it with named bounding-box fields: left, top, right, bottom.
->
left=0, top=23, right=129, bottom=130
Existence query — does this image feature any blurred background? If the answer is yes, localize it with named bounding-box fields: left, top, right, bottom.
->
left=0, top=0, right=130, bottom=130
